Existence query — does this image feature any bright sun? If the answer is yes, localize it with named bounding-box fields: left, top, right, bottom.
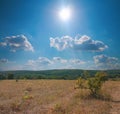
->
left=59, top=8, right=71, bottom=21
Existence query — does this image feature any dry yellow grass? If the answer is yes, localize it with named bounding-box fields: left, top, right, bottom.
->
left=0, top=80, right=120, bottom=114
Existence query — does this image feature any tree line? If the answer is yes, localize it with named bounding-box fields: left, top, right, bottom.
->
left=0, top=69, right=120, bottom=80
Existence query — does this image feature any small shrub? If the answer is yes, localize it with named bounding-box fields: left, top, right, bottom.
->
left=76, top=71, right=108, bottom=98
left=74, top=89, right=91, bottom=99
left=75, top=77, right=87, bottom=89
left=22, top=91, right=34, bottom=101
left=87, top=72, right=107, bottom=97
left=16, top=79, right=18, bottom=82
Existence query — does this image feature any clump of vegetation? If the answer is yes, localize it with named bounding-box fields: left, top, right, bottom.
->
left=22, top=91, right=33, bottom=101
left=88, top=72, right=107, bottom=97
left=75, top=77, right=86, bottom=89
left=76, top=71, right=109, bottom=98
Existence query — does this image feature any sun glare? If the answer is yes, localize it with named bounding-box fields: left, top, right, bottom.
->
left=59, top=8, right=71, bottom=21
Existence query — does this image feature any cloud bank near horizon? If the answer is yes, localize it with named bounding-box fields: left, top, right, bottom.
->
left=93, top=54, right=120, bottom=70
left=24, top=57, right=86, bottom=70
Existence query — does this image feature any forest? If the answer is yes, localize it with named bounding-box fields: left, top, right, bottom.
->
left=0, top=69, right=120, bottom=80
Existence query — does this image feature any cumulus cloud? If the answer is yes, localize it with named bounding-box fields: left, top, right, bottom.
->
left=50, top=36, right=73, bottom=51
left=53, top=57, right=67, bottom=63
left=0, top=42, right=7, bottom=46
left=50, top=35, right=108, bottom=51
left=37, top=57, right=52, bottom=65
left=0, top=58, right=8, bottom=63
left=93, top=54, right=120, bottom=69
left=69, top=59, right=85, bottom=64
left=0, top=35, right=34, bottom=52
left=27, top=57, right=52, bottom=69
left=25, top=57, right=86, bottom=70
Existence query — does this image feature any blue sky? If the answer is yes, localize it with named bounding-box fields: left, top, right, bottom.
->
left=0, top=0, right=120, bottom=70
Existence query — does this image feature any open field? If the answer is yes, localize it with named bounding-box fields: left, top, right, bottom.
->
left=0, top=80, right=120, bottom=114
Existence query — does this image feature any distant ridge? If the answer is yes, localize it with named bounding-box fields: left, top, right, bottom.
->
left=0, top=69, right=120, bottom=80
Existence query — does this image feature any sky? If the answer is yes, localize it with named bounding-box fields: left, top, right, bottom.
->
left=0, top=0, right=120, bottom=71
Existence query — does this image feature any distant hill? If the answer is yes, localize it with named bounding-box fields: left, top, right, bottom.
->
left=0, top=69, right=120, bottom=80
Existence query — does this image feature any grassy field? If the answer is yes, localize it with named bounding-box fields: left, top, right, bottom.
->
left=0, top=80, right=120, bottom=114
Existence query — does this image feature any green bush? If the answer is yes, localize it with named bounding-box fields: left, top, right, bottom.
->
left=75, top=77, right=87, bottom=89
left=76, top=71, right=108, bottom=98
left=88, top=72, right=108, bottom=97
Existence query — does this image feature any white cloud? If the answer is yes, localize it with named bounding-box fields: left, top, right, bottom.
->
left=93, top=54, right=120, bottom=69
left=69, top=59, right=85, bottom=64
left=27, top=60, right=36, bottom=66
left=53, top=57, right=67, bottom=63
left=50, top=36, right=73, bottom=51
left=0, top=42, right=7, bottom=46
left=50, top=35, right=108, bottom=51
left=37, top=57, right=52, bottom=65
left=0, top=35, right=34, bottom=52
left=25, top=57, right=86, bottom=70
left=0, top=58, right=8, bottom=63
left=0, top=62, right=22, bottom=71
left=26, top=57, right=52, bottom=70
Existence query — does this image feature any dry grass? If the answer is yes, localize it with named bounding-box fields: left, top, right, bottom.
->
left=0, top=80, right=120, bottom=114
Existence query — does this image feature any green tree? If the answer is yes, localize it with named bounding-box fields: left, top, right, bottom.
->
left=0, top=74, right=4, bottom=80
left=82, top=70, right=90, bottom=79
left=7, top=73, right=14, bottom=79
